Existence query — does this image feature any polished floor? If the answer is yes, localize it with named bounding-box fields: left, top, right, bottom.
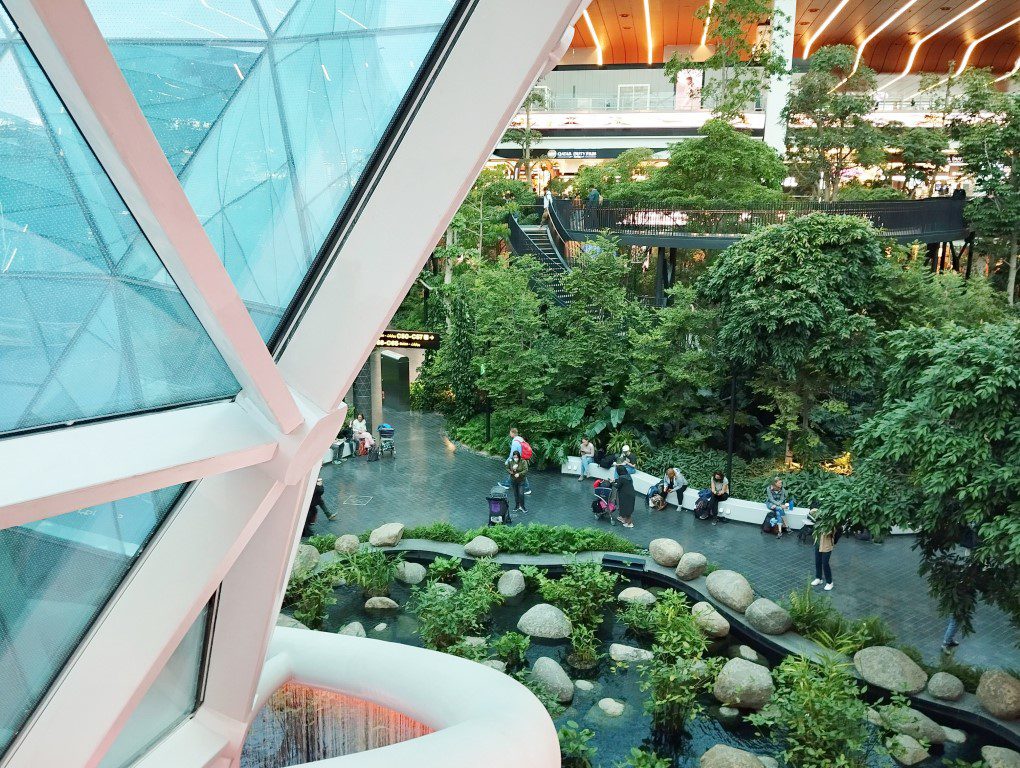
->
left=315, top=409, right=1018, bottom=670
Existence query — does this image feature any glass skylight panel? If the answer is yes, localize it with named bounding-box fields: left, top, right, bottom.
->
left=0, top=6, right=240, bottom=435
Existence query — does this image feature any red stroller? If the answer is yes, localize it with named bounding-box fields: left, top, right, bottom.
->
left=591, top=479, right=618, bottom=524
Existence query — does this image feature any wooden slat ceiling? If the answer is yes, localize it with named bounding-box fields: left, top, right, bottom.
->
left=570, top=0, right=1019, bottom=73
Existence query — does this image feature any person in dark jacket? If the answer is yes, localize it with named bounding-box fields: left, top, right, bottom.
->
left=507, top=450, right=529, bottom=514
left=614, top=470, right=636, bottom=528
left=302, top=478, right=333, bottom=536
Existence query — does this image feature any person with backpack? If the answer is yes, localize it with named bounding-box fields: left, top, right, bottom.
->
left=499, top=427, right=532, bottom=494
left=612, top=445, right=636, bottom=481
left=811, top=517, right=840, bottom=591
left=507, top=450, right=529, bottom=515
left=613, top=467, right=636, bottom=528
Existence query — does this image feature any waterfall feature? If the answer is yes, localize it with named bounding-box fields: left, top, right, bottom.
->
left=240, top=682, right=433, bottom=767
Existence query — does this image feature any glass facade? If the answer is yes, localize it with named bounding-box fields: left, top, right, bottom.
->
left=85, top=0, right=457, bottom=341
left=98, top=602, right=211, bottom=768
left=0, top=5, right=240, bottom=436
left=0, top=485, right=186, bottom=755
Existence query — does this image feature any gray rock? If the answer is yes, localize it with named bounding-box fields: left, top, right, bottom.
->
left=676, top=552, right=708, bottom=580
left=462, top=636, right=486, bottom=647
left=880, top=706, right=948, bottom=744
left=942, top=727, right=966, bottom=745
left=532, top=657, right=574, bottom=703
left=617, top=586, right=657, bottom=605
left=983, top=746, right=1020, bottom=768
left=926, top=671, right=965, bottom=701
left=395, top=561, right=427, bottom=585
left=373, top=623, right=387, bottom=632
left=483, top=660, right=507, bottom=673
left=334, top=534, right=361, bottom=554
left=713, top=658, right=774, bottom=710
left=758, top=757, right=779, bottom=768
left=291, top=544, right=320, bottom=579
left=706, top=570, right=755, bottom=613
left=693, top=601, right=731, bottom=638
left=649, top=538, right=684, bottom=567
left=276, top=613, right=309, bottom=630
left=364, top=596, right=399, bottom=611
left=887, top=735, right=929, bottom=766
left=368, top=522, right=405, bottom=547
left=575, top=679, right=594, bottom=692
left=610, top=643, right=654, bottom=663
left=853, top=646, right=928, bottom=694
left=598, top=698, right=625, bottom=717
left=517, top=603, right=572, bottom=639
left=977, top=669, right=1020, bottom=720
left=744, top=598, right=792, bottom=635
left=737, top=645, right=768, bottom=667
left=313, top=550, right=339, bottom=574
left=719, top=706, right=740, bottom=718
left=338, top=621, right=366, bottom=637
left=434, top=583, right=457, bottom=596
left=497, top=569, right=526, bottom=597
left=700, top=744, right=764, bottom=768
left=464, top=535, right=499, bottom=558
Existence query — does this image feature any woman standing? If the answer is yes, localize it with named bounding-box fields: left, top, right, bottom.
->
left=508, top=450, right=529, bottom=515
left=614, top=469, right=636, bottom=528
left=811, top=519, right=838, bottom=591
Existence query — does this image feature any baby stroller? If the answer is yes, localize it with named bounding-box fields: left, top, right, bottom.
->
left=378, top=423, right=396, bottom=458
left=487, top=485, right=511, bottom=526
left=591, top=479, right=618, bottom=525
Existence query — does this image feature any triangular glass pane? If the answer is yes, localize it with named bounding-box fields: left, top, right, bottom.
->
left=84, top=0, right=266, bottom=40
left=277, top=0, right=452, bottom=37
left=108, top=43, right=264, bottom=173
left=0, top=9, right=239, bottom=435
left=255, top=0, right=299, bottom=32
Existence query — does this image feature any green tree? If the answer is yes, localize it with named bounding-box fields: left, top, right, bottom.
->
left=502, top=88, right=547, bottom=187
left=890, top=125, right=949, bottom=198
left=571, top=147, right=655, bottom=202
left=954, top=70, right=1019, bottom=303
left=665, top=0, right=788, bottom=121
left=838, top=321, right=1020, bottom=635
left=696, top=214, right=887, bottom=465
left=649, top=119, right=786, bottom=206
left=785, top=46, right=885, bottom=201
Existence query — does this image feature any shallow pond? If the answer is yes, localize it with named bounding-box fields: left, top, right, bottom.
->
left=266, top=559, right=993, bottom=768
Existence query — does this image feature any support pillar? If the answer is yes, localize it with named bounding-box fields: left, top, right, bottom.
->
left=762, top=0, right=795, bottom=154
left=370, top=348, right=384, bottom=432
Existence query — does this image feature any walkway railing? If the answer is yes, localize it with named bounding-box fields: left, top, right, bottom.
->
left=550, top=196, right=968, bottom=249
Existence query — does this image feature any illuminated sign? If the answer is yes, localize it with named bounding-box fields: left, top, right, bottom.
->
left=376, top=330, right=441, bottom=350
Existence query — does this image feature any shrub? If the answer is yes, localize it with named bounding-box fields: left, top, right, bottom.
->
left=464, top=524, right=639, bottom=555
left=640, top=656, right=720, bottom=725
left=517, top=670, right=566, bottom=717
left=784, top=587, right=894, bottom=656
left=284, top=562, right=344, bottom=630
left=407, top=559, right=504, bottom=651
left=748, top=656, right=871, bottom=768
left=558, top=720, right=597, bottom=768
left=490, top=631, right=531, bottom=670
left=404, top=522, right=465, bottom=543
left=305, top=534, right=338, bottom=554
left=615, top=748, right=672, bottom=768
left=446, top=637, right=489, bottom=662
left=617, top=601, right=657, bottom=637
left=428, top=555, right=463, bottom=583
left=567, top=624, right=602, bottom=669
left=537, top=561, right=621, bottom=630
left=335, top=549, right=400, bottom=598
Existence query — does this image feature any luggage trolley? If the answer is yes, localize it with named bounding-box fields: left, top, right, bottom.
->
left=378, top=423, right=396, bottom=458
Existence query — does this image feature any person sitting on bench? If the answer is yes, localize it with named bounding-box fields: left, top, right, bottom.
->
left=646, top=467, right=687, bottom=510
left=765, top=477, right=793, bottom=538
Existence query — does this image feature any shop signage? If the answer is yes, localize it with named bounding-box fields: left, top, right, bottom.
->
left=376, top=330, right=441, bottom=350
left=547, top=149, right=598, bottom=159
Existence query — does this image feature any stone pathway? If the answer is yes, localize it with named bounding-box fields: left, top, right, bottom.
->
left=315, top=410, right=1019, bottom=670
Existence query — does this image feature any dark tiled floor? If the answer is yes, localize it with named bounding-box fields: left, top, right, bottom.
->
left=315, top=410, right=1018, bottom=670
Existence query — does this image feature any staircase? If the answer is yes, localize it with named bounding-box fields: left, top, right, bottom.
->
left=507, top=215, right=571, bottom=305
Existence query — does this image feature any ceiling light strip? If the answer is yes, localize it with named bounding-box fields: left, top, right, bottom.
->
left=700, top=0, right=715, bottom=47
left=582, top=10, right=603, bottom=66
left=644, top=0, right=654, bottom=64
left=994, top=55, right=1020, bottom=82
left=910, top=16, right=1020, bottom=96
left=847, top=0, right=920, bottom=79
left=803, top=0, right=849, bottom=59
left=883, top=0, right=989, bottom=91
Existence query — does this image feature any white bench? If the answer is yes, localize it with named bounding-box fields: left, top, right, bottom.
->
left=562, top=456, right=811, bottom=529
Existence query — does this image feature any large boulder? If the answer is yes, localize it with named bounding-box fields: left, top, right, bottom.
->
left=700, top=744, right=764, bottom=768
left=706, top=570, right=755, bottom=613
left=395, top=561, right=427, bottom=585
left=532, top=657, right=574, bottom=703
left=853, top=646, right=928, bottom=694
left=676, top=552, right=708, bottom=580
left=713, top=658, right=774, bottom=710
left=338, top=621, right=366, bottom=637
left=982, top=746, right=1020, bottom=768
left=649, top=538, right=684, bottom=567
left=693, top=601, right=731, bottom=638
left=880, top=706, right=949, bottom=744
left=497, top=569, right=526, bottom=597
left=744, top=598, right=792, bottom=635
left=334, top=534, right=361, bottom=554
left=617, top=586, right=657, bottom=606
left=364, top=596, right=399, bottom=611
left=517, top=603, right=572, bottom=639
left=610, top=643, right=654, bottom=663
left=598, top=698, right=625, bottom=717
left=369, top=523, right=405, bottom=547
left=464, top=535, right=499, bottom=558
left=887, top=735, right=929, bottom=766
left=977, top=669, right=1020, bottom=720
left=291, top=544, right=320, bottom=579
left=926, top=671, right=965, bottom=701
left=276, top=613, right=309, bottom=630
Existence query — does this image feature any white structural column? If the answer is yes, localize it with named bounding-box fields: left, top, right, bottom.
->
left=4, top=0, right=304, bottom=435
left=763, top=0, right=796, bottom=154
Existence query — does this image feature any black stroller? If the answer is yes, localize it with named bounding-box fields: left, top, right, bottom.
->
left=487, top=485, right=512, bottom=526
left=591, top=479, right=618, bottom=524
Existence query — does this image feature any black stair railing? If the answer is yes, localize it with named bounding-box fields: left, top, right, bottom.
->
left=506, top=212, right=572, bottom=305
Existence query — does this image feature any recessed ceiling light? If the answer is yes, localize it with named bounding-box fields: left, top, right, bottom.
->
left=939, top=6, right=950, bottom=9
left=800, top=21, right=809, bottom=25
left=808, top=7, right=819, bottom=11
left=621, top=12, right=630, bottom=17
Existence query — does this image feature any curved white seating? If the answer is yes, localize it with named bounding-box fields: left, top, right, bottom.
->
left=255, top=627, right=560, bottom=767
